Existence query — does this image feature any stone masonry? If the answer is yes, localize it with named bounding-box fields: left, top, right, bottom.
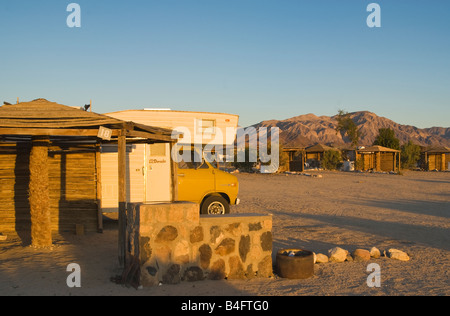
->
left=125, top=202, right=273, bottom=287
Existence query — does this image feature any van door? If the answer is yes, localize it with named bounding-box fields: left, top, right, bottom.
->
left=145, top=143, right=172, bottom=202
left=177, top=152, right=215, bottom=203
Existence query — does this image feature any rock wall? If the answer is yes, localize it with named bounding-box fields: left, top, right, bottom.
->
left=126, top=202, right=273, bottom=287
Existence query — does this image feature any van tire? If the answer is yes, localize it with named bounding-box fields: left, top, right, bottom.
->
left=201, top=195, right=230, bottom=215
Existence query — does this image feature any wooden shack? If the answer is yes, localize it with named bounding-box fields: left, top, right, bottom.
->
left=283, top=147, right=306, bottom=172
left=305, top=143, right=339, bottom=168
left=421, top=146, right=450, bottom=171
left=0, top=99, right=174, bottom=252
left=356, top=145, right=400, bottom=172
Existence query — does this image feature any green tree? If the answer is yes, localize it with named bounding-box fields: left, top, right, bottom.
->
left=322, top=150, right=342, bottom=170
left=401, top=140, right=421, bottom=170
left=373, top=128, right=400, bottom=150
left=335, top=110, right=360, bottom=147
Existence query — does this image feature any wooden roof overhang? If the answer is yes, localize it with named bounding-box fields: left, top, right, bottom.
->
left=0, top=99, right=176, bottom=144
left=283, top=147, right=306, bottom=152
left=421, top=146, right=450, bottom=154
left=357, top=145, right=400, bottom=153
left=305, top=143, right=339, bottom=153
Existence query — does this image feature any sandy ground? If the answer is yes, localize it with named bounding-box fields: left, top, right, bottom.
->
left=0, top=170, right=449, bottom=296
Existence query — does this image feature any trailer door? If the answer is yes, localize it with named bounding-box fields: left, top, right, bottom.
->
left=145, top=143, right=172, bottom=202
left=100, top=144, right=145, bottom=212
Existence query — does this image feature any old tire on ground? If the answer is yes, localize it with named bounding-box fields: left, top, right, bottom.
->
left=276, top=249, right=315, bottom=279
left=201, top=195, right=230, bottom=215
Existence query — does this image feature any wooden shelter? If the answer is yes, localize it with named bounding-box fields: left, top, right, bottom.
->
left=356, top=145, right=400, bottom=172
left=305, top=143, right=340, bottom=168
left=0, top=99, right=175, bottom=262
left=283, top=147, right=306, bottom=172
left=421, top=146, right=450, bottom=171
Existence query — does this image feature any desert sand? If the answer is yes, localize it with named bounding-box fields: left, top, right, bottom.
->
left=0, top=170, right=449, bottom=296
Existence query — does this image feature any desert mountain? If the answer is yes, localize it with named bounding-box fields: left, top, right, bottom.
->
left=251, top=111, right=450, bottom=148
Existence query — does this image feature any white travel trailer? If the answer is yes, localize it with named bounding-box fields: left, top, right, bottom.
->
left=100, top=109, right=240, bottom=214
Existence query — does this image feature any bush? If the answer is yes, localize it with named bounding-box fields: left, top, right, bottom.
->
left=401, top=140, right=421, bottom=170
left=322, top=150, right=342, bottom=170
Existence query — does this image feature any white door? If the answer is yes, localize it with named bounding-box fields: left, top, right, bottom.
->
left=145, top=143, right=172, bottom=202
left=100, top=144, right=145, bottom=212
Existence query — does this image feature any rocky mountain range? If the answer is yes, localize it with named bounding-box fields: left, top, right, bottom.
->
left=251, top=111, right=450, bottom=148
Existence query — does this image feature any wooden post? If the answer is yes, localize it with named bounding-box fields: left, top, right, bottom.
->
left=170, top=142, right=179, bottom=202
left=376, top=152, right=381, bottom=172
left=302, top=151, right=306, bottom=172
left=441, top=153, right=446, bottom=171
left=118, top=132, right=127, bottom=269
left=29, top=136, right=52, bottom=248
left=95, top=144, right=103, bottom=233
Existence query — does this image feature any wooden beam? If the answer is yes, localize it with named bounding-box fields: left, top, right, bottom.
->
left=0, top=128, right=120, bottom=138
left=0, top=127, right=172, bottom=142
left=117, top=132, right=127, bottom=269
left=125, top=129, right=174, bottom=142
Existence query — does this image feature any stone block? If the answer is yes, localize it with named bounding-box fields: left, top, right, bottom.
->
left=239, top=235, right=251, bottom=263
left=260, top=232, right=273, bottom=252
left=209, top=259, right=226, bottom=280
left=162, top=264, right=181, bottom=284
left=155, top=225, right=178, bottom=243
left=228, top=256, right=245, bottom=279
left=183, top=266, right=204, bottom=282
left=258, top=255, right=273, bottom=278
left=215, top=238, right=236, bottom=256
left=190, top=226, right=204, bottom=243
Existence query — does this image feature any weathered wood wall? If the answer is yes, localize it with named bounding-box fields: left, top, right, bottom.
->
left=0, top=142, right=98, bottom=234
left=380, top=153, right=395, bottom=172
left=356, top=152, right=396, bottom=172
left=425, top=153, right=448, bottom=171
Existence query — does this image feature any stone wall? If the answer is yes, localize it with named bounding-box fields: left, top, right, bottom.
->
left=125, top=202, right=273, bottom=287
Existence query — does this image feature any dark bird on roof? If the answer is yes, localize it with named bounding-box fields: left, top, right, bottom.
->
left=3, top=102, right=12, bottom=105
left=84, top=104, right=91, bottom=111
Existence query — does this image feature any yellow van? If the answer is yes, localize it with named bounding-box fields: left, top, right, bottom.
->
left=177, top=151, right=239, bottom=215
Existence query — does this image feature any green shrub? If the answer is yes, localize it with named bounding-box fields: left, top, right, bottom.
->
left=322, top=150, right=342, bottom=170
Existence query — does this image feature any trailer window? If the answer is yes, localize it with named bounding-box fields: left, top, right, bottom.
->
left=196, top=119, right=216, bottom=135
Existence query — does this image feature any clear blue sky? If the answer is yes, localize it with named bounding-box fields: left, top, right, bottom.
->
left=1, top=0, right=449, bottom=128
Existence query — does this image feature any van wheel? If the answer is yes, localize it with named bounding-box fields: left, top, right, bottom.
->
left=201, top=196, right=230, bottom=215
